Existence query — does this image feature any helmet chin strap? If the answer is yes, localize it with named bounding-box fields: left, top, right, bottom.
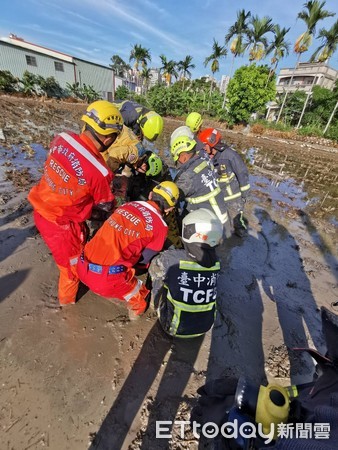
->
left=87, top=127, right=112, bottom=151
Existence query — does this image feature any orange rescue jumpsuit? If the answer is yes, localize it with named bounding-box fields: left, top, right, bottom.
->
left=77, top=200, right=168, bottom=314
left=28, top=131, right=114, bottom=304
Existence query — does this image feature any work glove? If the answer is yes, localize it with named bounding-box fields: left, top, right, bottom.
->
left=233, top=211, right=248, bottom=238
left=191, top=378, right=238, bottom=428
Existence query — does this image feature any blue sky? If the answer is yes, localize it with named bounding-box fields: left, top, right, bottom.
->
left=1, top=0, right=337, bottom=80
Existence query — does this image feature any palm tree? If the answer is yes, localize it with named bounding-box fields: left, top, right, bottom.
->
left=129, top=44, right=151, bottom=88
left=310, top=19, right=338, bottom=62
left=265, top=25, right=291, bottom=87
left=297, top=19, right=338, bottom=128
left=140, top=67, right=152, bottom=94
left=204, top=39, right=227, bottom=110
left=159, top=54, right=178, bottom=86
left=177, top=55, right=195, bottom=90
left=277, top=0, right=335, bottom=122
left=225, top=9, right=251, bottom=79
left=110, top=55, right=131, bottom=77
left=247, top=15, right=275, bottom=63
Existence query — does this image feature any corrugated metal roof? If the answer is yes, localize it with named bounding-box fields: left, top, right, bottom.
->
left=0, top=35, right=74, bottom=63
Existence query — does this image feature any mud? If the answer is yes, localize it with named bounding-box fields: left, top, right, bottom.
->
left=0, top=96, right=337, bottom=449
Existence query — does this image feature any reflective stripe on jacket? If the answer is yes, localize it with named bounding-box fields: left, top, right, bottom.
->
left=149, top=249, right=220, bottom=338
left=174, top=154, right=228, bottom=224
left=28, top=131, right=114, bottom=224
left=212, top=146, right=250, bottom=202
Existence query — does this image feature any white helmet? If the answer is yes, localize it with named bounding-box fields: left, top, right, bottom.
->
left=170, top=125, right=194, bottom=147
left=182, top=208, right=223, bottom=247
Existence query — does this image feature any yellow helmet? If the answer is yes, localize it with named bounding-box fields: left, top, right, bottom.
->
left=170, top=135, right=196, bottom=162
left=186, top=112, right=203, bottom=133
left=152, top=181, right=179, bottom=207
left=81, top=100, right=123, bottom=136
left=138, top=111, right=163, bottom=141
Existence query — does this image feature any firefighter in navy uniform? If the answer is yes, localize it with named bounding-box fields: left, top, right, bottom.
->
left=113, top=100, right=163, bottom=142
left=170, top=125, right=205, bottom=156
left=148, top=208, right=223, bottom=338
left=199, top=128, right=250, bottom=237
left=170, top=135, right=229, bottom=230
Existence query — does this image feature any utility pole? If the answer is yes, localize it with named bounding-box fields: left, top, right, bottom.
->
left=323, top=100, right=338, bottom=135
left=296, top=91, right=312, bottom=129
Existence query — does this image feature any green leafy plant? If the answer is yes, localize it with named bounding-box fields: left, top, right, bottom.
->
left=0, top=70, right=19, bottom=92
left=115, top=85, right=130, bottom=100
left=226, top=64, right=276, bottom=123
left=19, top=71, right=40, bottom=96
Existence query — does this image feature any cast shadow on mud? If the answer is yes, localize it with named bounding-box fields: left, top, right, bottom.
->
left=0, top=270, right=30, bottom=303
left=88, top=207, right=327, bottom=449
left=89, top=321, right=204, bottom=450
left=206, top=207, right=325, bottom=390
left=297, top=209, right=338, bottom=283
left=0, top=225, right=36, bottom=263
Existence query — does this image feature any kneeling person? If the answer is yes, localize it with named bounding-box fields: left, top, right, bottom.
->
left=77, top=181, right=179, bottom=316
left=149, top=208, right=223, bottom=337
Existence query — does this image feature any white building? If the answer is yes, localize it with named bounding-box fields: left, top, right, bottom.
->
left=277, top=62, right=338, bottom=94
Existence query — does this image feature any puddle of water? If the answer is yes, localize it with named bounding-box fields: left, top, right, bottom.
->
left=243, top=146, right=337, bottom=222
left=250, top=173, right=312, bottom=210
left=0, top=127, right=337, bottom=226
left=0, top=144, right=47, bottom=181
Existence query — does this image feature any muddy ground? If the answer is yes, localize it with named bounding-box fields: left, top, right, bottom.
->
left=0, top=96, right=337, bottom=450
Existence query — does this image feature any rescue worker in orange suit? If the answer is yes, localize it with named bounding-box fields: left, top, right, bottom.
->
left=76, top=181, right=179, bottom=317
left=198, top=128, right=251, bottom=237
left=28, top=101, right=123, bottom=305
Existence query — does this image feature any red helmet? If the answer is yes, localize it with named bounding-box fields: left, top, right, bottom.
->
left=198, top=128, right=222, bottom=148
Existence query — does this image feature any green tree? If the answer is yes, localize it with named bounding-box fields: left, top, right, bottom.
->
left=310, top=19, right=338, bottom=61
left=129, top=44, right=151, bottom=71
left=265, top=25, right=291, bottom=86
left=247, top=15, right=274, bottom=63
left=304, top=83, right=338, bottom=126
left=226, top=64, right=275, bottom=123
left=204, top=39, right=227, bottom=110
left=225, top=9, right=251, bottom=79
left=159, top=54, right=178, bottom=86
left=129, top=44, right=151, bottom=88
left=283, top=90, right=307, bottom=125
left=177, top=55, right=195, bottom=90
left=110, top=54, right=131, bottom=77
left=141, top=67, right=152, bottom=93
left=277, top=0, right=335, bottom=121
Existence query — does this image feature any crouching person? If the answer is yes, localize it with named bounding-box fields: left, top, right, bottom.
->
left=148, top=208, right=223, bottom=337
left=77, top=181, right=179, bottom=317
